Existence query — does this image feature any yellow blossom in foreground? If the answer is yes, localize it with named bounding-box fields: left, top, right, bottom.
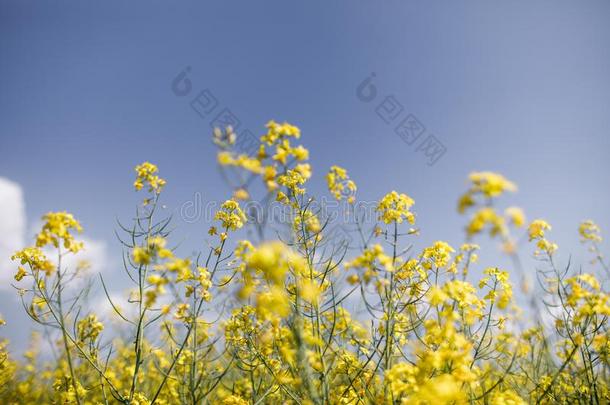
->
left=134, top=161, right=166, bottom=193
left=427, top=285, right=449, bottom=305
left=36, top=211, right=84, bottom=253
left=11, top=247, right=55, bottom=276
left=261, top=120, right=301, bottom=144
left=277, top=169, right=307, bottom=195
left=528, top=219, right=557, bottom=255
left=376, top=190, right=415, bottom=224
left=214, top=200, right=247, bottom=231
left=298, top=279, right=322, bottom=304
left=420, top=241, right=455, bottom=269
left=293, top=209, right=321, bottom=235
left=256, top=286, right=290, bottom=321
left=132, top=246, right=151, bottom=265
left=245, top=241, right=305, bottom=285
left=3, top=121, right=606, bottom=405
left=528, top=219, right=551, bottom=241
left=480, top=267, right=513, bottom=309
left=14, top=266, right=27, bottom=281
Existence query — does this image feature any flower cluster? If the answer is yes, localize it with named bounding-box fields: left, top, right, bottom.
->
left=133, top=161, right=166, bottom=193
left=376, top=190, right=415, bottom=224
left=326, top=165, right=357, bottom=203
left=76, top=314, right=104, bottom=344
left=458, top=171, right=523, bottom=241
left=528, top=219, right=558, bottom=255
left=2, top=122, right=609, bottom=405
left=345, top=244, right=394, bottom=283
left=580, top=219, right=602, bottom=243
left=36, top=211, right=84, bottom=253
left=214, top=199, right=247, bottom=231
left=11, top=247, right=55, bottom=278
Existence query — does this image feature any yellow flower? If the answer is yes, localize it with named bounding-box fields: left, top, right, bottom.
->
left=214, top=200, right=247, bottom=231
left=457, top=192, right=475, bottom=214
left=420, top=241, right=455, bottom=268
left=132, top=247, right=151, bottom=265
left=36, top=211, right=84, bottom=253
left=299, top=279, right=322, bottom=304
left=233, top=188, right=250, bottom=201
left=174, top=303, right=191, bottom=321
left=577, top=273, right=600, bottom=291
left=480, top=268, right=513, bottom=310
left=222, top=394, right=249, bottom=405
left=292, top=144, right=309, bottom=161
left=468, top=171, right=516, bottom=198
left=131, top=392, right=151, bottom=405
left=536, top=238, right=558, bottom=255
left=466, top=207, right=505, bottom=238
left=528, top=220, right=557, bottom=255
left=76, top=314, right=104, bottom=343
left=134, top=161, right=166, bottom=193
left=245, top=241, right=304, bottom=285
left=262, top=165, right=278, bottom=191
left=12, top=247, right=55, bottom=276
left=376, top=191, right=415, bottom=224
left=294, top=163, right=312, bottom=180
left=276, top=191, right=290, bottom=204
left=326, top=165, right=357, bottom=203
left=345, top=244, right=394, bottom=282
left=346, top=274, right=360, bottom=285
left=14, top=266, right=27, bottom=281
left=293, top=209, right=321, bottom=235
left=217, top=153, right=263, bottom=174
left=579, top=220, right=602, bottom=243
left=277, top=169, right=307, bottom=195
left=415, top=374, right=466, bottom=404
left=256, top=286, right=290, bottom=321
left=165, top=257, right=192, bottom=275
left=505, top=206, right=526, bottom=228
left=528, top=219, right=552, bottom=241
left=428, top=285, right=449, bottom=305
left=6, top=121, right=608, bottom=404
left=385, top=362, right=418, bottom=398
left=261, top=120, right=301, bottom=144
left=217, top=151, right=233, bottom=165
left=272, top=141, right=290, bottom=164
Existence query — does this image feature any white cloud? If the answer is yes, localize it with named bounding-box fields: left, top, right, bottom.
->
left=0, top=177, right=109, bottom=290
left=0, top=177, right=26, bottom=286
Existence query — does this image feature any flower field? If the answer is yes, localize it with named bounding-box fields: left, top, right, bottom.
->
left=1, top=121, right=608, bottom=404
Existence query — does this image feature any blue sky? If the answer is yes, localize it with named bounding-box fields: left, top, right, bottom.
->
left=1, top=0, right=609, bottom=351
